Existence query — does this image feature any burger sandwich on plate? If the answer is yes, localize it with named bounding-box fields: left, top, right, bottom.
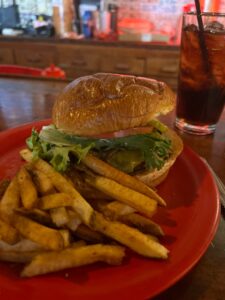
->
left=27, top=73, right=183, bottom=196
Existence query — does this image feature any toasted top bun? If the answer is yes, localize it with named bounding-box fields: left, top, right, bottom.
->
left=52, top=73, right=175, bottom=136
left=135, top=127, right=183, bottom=187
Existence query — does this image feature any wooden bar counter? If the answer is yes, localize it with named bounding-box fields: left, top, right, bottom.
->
left=0, top=37, right=180, bottom=90
left=0, top=77, right=224, bottom=300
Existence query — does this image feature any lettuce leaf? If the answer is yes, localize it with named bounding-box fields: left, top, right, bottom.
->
left=43, top=125, right=172, bottom=171
left=27, top=125, right=172, bottom=173
left=26, top=128, right=93, bottom=172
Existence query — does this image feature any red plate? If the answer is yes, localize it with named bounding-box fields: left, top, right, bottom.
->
left=0, top=120, right=220, bottom=300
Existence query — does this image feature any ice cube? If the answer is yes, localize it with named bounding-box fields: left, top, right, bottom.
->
left=204, top=21, right=225, bottom=33
left=184, top=24, right=198, bottom=32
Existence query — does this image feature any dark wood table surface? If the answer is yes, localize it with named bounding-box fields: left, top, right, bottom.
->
left=0, top=77, right=224, bottom=300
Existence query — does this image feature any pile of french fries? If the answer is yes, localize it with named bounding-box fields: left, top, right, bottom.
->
left=0, top=148, right=169, bottom=278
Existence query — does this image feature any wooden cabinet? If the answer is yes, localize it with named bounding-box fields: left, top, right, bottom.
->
left=101, top=56, right=145, bottom=75
left=100, top=48, right=145, bottom=76
left=56, top=45, right=101, bottom=78
left=0, top=38, right=180, bottom=90
left=146, top=51, right=179, bottom=76
left=146, top=50, right=179, bottom=89
left=0, top=47, right=14, bottom=64
left=14, top=46, right=55, bottom=68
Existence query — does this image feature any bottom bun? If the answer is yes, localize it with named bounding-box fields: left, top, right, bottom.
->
left=135, top=128, right=183, bottom=187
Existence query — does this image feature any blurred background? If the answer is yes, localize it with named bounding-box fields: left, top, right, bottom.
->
left=0, top=0, right=224, bottom=89
left=0, top=0, right=224, bottom=42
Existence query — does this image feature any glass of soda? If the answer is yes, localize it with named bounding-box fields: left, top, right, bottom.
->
left=175, top=12, right=225, bottom=135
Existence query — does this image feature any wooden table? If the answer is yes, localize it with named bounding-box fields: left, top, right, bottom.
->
left=0, top=78, right=224, bottom=300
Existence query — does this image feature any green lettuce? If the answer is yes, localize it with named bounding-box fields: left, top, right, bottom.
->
left=26, top=124, right=172, bottom=173
left=26, top=128, right=93, bottom=172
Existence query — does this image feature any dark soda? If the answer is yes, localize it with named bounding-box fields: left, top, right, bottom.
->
left=176, top=16, right=225, bottom=133
left=177, top=82, right=225, bottom=125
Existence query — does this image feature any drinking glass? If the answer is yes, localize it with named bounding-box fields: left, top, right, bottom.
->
left=175, top=12, right=225, bottom=135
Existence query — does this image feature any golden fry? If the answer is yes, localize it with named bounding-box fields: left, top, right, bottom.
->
left=66, top=209, right=82, bottom=231
left=0, top=239, right=44, bottom=252
left=75, top=224, right=105, bottom=243
left=89, top=199, right=136, bottom=220
left=0, top=236, right=77, bottom=264
left=11, top=213, right=64, bottom=251
left=59, top=229, right=71, bottom=248
left=0, top=218, right=20, bottom=244
left=0, top=179, right=10, bottom=200
left=82, top=154, right=166, bottom=206
left=71, top=240, right=87, bottom=248
left=15, top=208, right=52, bottom=226
left=0, top=176, right=20, bottom=219
left=21, top=244, right=125, bottom=277
left=146, top=234, right=159, bottom=242
left=0, top=241, right=85, bottom=264
left=92, top=212, right=168, bottom=259
left=118, top=213, right=164, bottom=237
left=50, top=207, right=70, bottom=227
left=0, top=250, right=46, bottom=263
left=18, top=166, right=38, bottom=209
left=104, top=201, right=136, bottom=219
left=93, top=200, right=164, bottom=237
left=20, top=149, right=93, bottom=225
left=31, top=169, right=55, bottom=195
left=86, top=175, right=157, bottom=218
left=39, top=193, right=74, bottom=210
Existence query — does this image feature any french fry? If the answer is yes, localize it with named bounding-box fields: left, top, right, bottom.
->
left=92, top=200, right=164, bottom=236
left=0, top=240, right=87, bottom=264
left=146, top=234, right=159, bottom=242
left=50, top=207, right=70, bottom=227
left=106, top=201, right=136, bottom=215
left=66, top=209, right=82, bottom=231
left=89, top=199, right=136, bottom=220
left=0, top=240, right=86, bottom=264
left=0, top=239, right=44, bottom=252
left=21, top=244, right=125, bottom=277
left=118, top=213, right=164, bottom=237
left=71, top=240, right=87, bottom=248
left=91, top=212, right=168, bottom=259
left=0, top=218, right=20, bottom=244
left=0, top=179, right=10, bottom=200
left=86, top=175, right=157, bottom=218
left=18, top=166, right=38, bottom=209
left=87, top=198, right=108, bottom=214
left=74, top=224, right=105, bottom=243
left=0, top=250, right=46, bottom=263
left=0, top=176, right=20, bottom=219
left=31, top=169, right=55, bottom=195
left=20, top=149, right=93, bottom=225
left=104, top=201, right=136, bottom=219
left=11, top=213, right=64, bottom=251
left=82, top=154, right=166, bottom=206
left=59, top=229, right=71, bottom=248
left=39, top=193, right=74, bottom=210
left=15, top=208, right=52, bottom=226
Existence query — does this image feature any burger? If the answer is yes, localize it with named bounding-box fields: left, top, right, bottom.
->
left=27, top=73, right=183, bottom=195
